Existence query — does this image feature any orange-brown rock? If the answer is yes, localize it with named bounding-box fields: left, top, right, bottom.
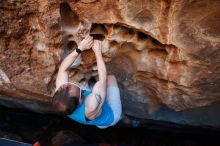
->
left=1, top=0, right=220, bottom=125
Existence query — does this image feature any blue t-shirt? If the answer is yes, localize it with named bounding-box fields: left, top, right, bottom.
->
left=68, top=90, right=114, bottom=126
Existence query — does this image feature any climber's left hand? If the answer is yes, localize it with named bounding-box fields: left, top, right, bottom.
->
left=78, top=35, right=93, bottom=51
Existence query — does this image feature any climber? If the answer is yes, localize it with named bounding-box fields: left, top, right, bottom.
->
left=52, top=35, right=122, bottom=129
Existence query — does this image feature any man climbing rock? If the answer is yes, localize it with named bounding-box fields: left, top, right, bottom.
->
left=52, top=36, right=122, bottom=128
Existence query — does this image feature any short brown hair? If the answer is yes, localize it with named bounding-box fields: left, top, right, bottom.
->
left=52, top=84, right=79, bottom=115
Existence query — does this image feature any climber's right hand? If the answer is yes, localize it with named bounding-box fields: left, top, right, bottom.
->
left=78, top=35, right=93, bottom=51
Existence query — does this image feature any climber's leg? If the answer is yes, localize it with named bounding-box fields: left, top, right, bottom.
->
left=106, top=75, right=122, bottom=126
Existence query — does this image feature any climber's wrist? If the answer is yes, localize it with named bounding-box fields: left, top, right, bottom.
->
left=75, top=47, right=82, bottom=54
left=78, top=45, right=84, bottom=51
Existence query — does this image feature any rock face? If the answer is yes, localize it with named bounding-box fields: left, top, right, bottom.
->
left=1, top=0, right=220, bottom=126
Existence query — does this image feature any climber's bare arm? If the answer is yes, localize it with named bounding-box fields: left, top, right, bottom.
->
left=55, top=36, right=93, bottom=91
left=55, top=51, right=79, bottom=91
left=85, top=40, right=107, bottom=120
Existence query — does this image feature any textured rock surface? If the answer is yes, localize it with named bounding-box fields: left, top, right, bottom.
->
left=0, top=0, right=220, bottom=126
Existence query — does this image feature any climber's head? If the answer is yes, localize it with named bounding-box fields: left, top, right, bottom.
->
left=52, top=83, right=81, bottom=115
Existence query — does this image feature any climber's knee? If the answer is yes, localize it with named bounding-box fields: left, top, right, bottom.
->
left=107, top=75, right=118, bottom=87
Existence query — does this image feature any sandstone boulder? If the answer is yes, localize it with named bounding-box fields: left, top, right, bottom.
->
left=1, top=0, right=220, bottom=126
